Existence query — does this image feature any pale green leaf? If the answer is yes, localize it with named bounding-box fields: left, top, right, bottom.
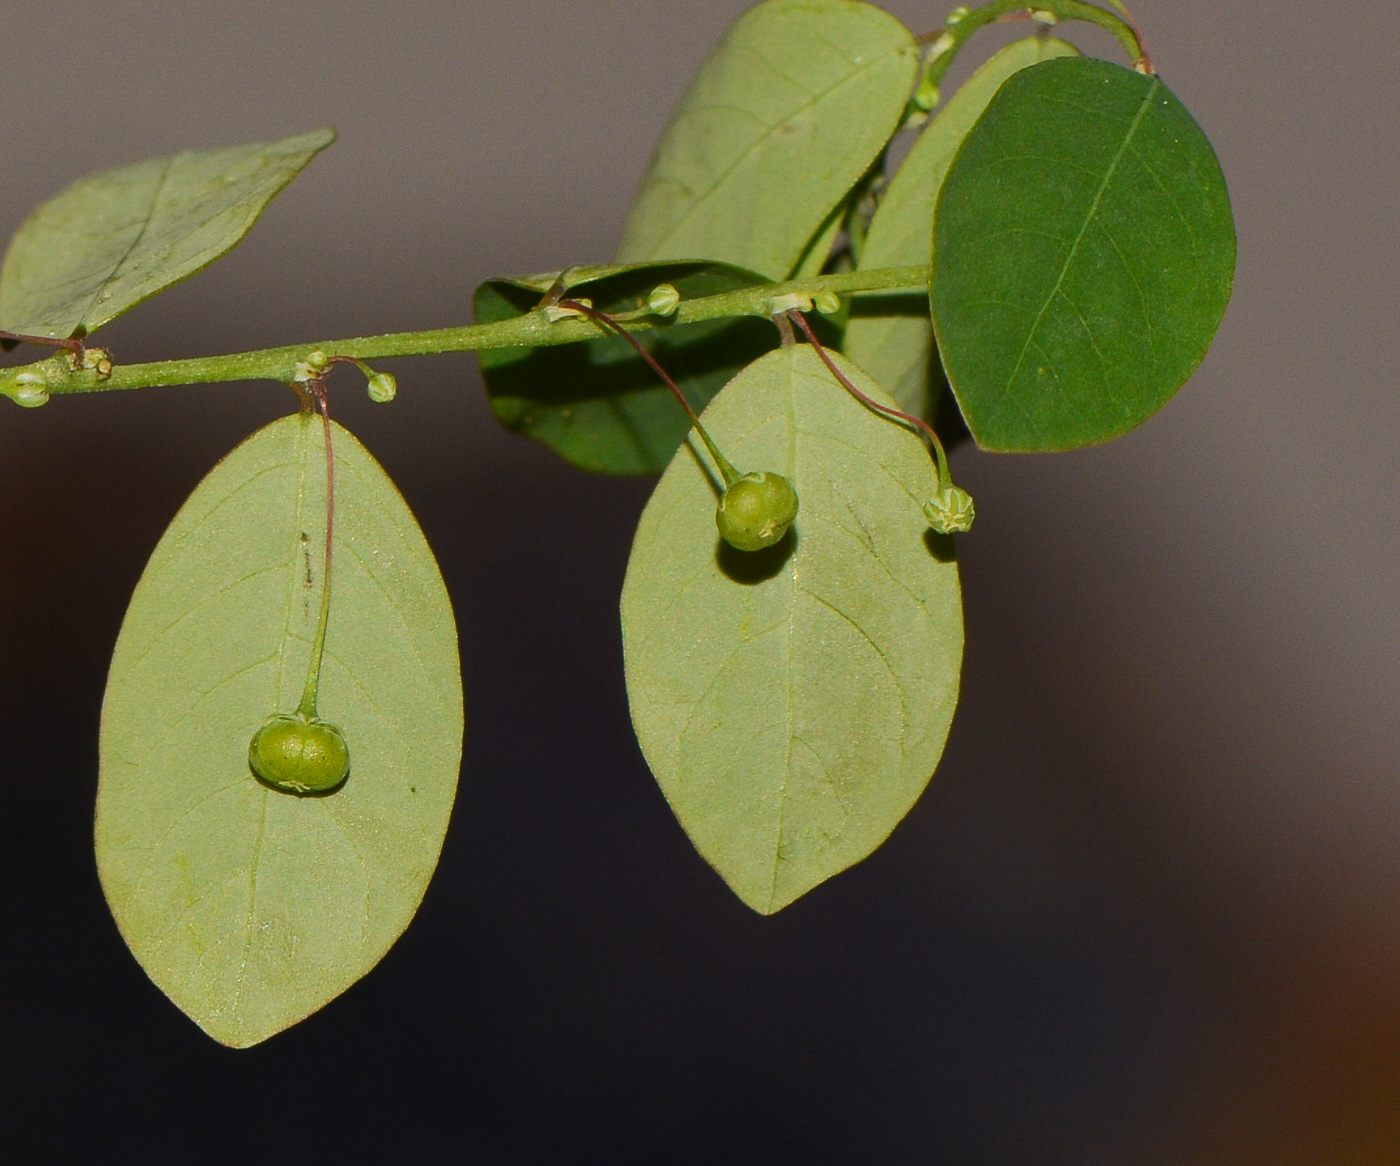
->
left=0, top=129, right=335, bottom=339
left=790, top=197, right=847, bottom=279
left=931, top=58, right=1236, bottom=450
left=844, top=37, right=1078, bottom=418
left=621, top=346, right=963, bottom=914
left=615, top=0, right=918, bottom=280
left=97, top=414, right=462, bottom=1048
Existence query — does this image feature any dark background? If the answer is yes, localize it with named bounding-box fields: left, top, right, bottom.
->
left=2, top=1, right=1397, bottom=1161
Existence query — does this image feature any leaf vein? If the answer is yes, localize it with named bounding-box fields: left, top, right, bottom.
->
left=645, top=39, right=906, bottom=257
left=1001, top=79, right=1160, bottom=401
left=72, top=155, right=174, bottom=329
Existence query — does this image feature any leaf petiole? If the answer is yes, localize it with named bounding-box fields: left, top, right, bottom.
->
left=0, top=328, right=86, bottom=359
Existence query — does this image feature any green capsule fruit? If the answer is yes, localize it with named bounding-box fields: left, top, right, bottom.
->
left=716, top=471, right=799, bottom=552
left=248, top=713, right=350, bottom=794
left=366, top=372, right=398, bottom=403
left=923, top=485, right=975, bottom=535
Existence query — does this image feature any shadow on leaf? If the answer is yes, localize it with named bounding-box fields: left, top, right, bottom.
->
left=717, top=528, right=795, bottom=584
left=924, top=529, right=957, bottom=564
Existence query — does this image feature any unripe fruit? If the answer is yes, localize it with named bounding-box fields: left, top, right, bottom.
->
left=923, top=485, right=975, bottom=534
left=366, top=372, right=397, bottom=403
left=249, top=713, right=350, bottom=794
left=716, top=471, right=799, bottom=552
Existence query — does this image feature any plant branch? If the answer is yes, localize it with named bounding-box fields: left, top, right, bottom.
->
left=924, top=0, right=1152, bottom=91
left=0, top=265, right=929, bottom=401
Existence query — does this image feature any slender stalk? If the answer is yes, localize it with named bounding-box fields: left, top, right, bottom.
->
left=924, top=0, right=1152, bottom=90
left=787, top=311, right=955, bottom=490
left=0, top=329, right=85, bottom=358
left=0, top=266, right=929, bottom=400
left=560, top=298, right=742, bottom=487
left=296, top=383, right=336, bottom=720
left=557, top=299, right=701, bottom=428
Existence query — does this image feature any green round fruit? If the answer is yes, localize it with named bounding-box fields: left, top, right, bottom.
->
left=248, top=713, right=350, bottom=794
left=922, top=485, right=975, bottom=535
left=716, top=471, right=799, bottom=552
left=366, top=372, right=397, bottom=403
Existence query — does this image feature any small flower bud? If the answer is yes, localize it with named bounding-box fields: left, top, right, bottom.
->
left=77, top=346, right=113, bottom=374
left=768, top=292, right=813, bottom=315
left=716, top=471, right=799, bottom=552
left=366, top=372, right=397, bottom=403
left=10, top=371, right=50, bottom=408
left=12, top=384, right=50, bottom=408
left=544, top=298, right=592, bottom=323
left=646, top=284, right=681, bottom=317
left=923, top=486, right=975, bottom=535
left=928, top=32, right=956, bottom=58
left=306, top=349, right=330, bottom=372
left=814, top=291, right=841, bottom=316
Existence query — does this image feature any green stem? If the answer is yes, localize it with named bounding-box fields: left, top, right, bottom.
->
left=2, top=265, right=929, bottom=400
left=296, top=387, right=336, bottom=720
left=924, top=0, right=1151, bottom=93
left=787, top=310, right=955, bottom=490
left=560, top=298, right=742, bottom=487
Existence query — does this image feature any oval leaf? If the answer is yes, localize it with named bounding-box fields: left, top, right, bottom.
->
left=477, top=260, right=775, bottom=475
left=97, top=414, right=462, bottom=1047
left=844, top=37, right=1078, bottom=417
left=0, top=129, right=335, bottom=339
left=931, top=57, right=1235, bottom=451
left=621, top=346, right=963, bottom=914
left=615, top=0, right=918, bottom=280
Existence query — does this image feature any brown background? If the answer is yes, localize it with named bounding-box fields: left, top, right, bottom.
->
left=1, top=2, right=1397, bottom=1161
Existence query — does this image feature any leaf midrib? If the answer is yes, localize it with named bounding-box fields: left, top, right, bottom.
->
left=73, top=156, right=176, bottom=333
left=1001, top=78, right=1160, bottom=398
left=642, top=22, right=909, bottom=266
left=763, top=357, right=805, bottom=911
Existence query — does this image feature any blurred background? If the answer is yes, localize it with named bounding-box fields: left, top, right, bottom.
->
left=1, top=1, right=1396, bottom=1161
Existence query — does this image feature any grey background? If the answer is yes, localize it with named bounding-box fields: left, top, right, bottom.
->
left=1, top=1, right=1396, bottom=1161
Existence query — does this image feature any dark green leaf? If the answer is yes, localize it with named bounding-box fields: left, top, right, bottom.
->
left=932, top=57, right=1235, bottom=451
left=477, top=261, right=776, bottom=475
left=621, top=346, right=963, bottom=913
left=844, top=37, right=1078, bottom=417
left=97, top=414, right=462, bottom=1047
left=0, top=129, right=334, bottom=339
left=615, top=0, right=918, bottom=280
